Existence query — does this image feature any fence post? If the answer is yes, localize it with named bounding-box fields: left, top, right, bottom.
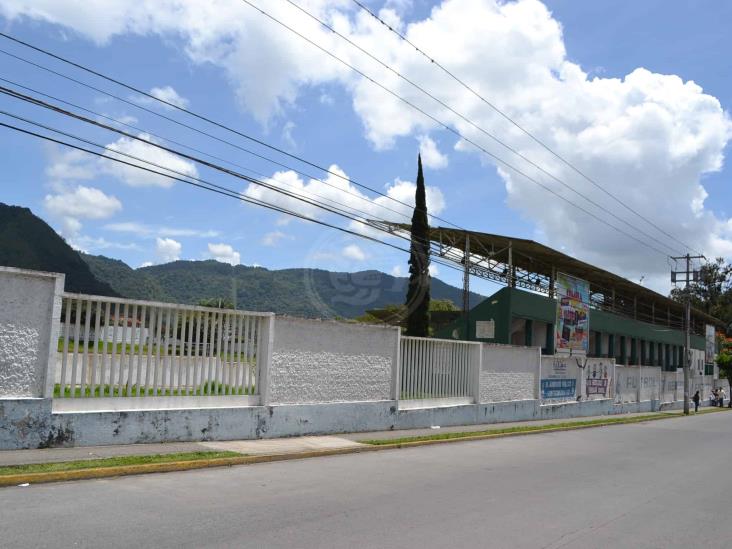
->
left=44, top=273, right=65, bottom=399
left=391, top=328, right=401, bottom=402
left=257, top=314, right=275, bottom=406
left=472, top=343, right=482, bottom=404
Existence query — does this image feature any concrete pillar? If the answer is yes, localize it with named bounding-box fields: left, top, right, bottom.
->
left=524, top=319, right=533, bottom=346
left=649, top=341, right=655, bottom=366
left=630, top=338, right=637, bottom=365
left=257, top=314, right=275, bottom=406
left=608, top=334, right=615, bottom=359
left=620, top=336, right=627, bottom=365
left=545, top=323, right=553, bottom=355
left=391, top=327, right=401, bottom=401
left=0, top=267, right=64, bottom=398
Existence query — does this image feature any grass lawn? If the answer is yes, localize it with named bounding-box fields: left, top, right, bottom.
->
left=0, top=451, right=242, bottom=476
left=53, top=382, right=256, bottom=398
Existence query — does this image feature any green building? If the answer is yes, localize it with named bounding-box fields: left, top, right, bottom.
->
left=417, top=227, right=721, bottom=373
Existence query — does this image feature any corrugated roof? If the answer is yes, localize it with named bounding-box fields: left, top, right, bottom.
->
left=405, top=224, right=722, bottom=329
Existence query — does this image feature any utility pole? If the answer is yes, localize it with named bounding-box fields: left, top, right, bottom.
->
left=671, top=254, right=705, bottom=415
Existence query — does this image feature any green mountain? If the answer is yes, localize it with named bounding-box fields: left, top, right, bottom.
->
left=0, top=202, right=483, bottom=318
left=0, top=203, right=117, bottom=295
left=83, top=255, right=485, bottom=319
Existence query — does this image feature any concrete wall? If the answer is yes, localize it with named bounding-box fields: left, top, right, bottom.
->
left=479, top=345, right=538, bottom=403
left=2, top=395, right=708, bottom=449
left=639, top=367, right=661, bottom=401
left=0, top=267, right=63, bottom=398
left=615, top=366, right=639, bottom=403
left=268, top=317, right=397, bottom=404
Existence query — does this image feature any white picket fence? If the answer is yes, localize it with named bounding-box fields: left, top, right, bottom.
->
left=56, top=293, right=273, bottom=399
left=399, top=336, right=480, bottom=404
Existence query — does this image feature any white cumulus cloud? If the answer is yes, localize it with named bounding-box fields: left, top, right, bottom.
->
left=243, top=164, right=445, bottom=234
left=44, top=185, right=122, bottom=237
left=261, top=231, right=288, bottom=246
left=148, top=86, right=189, bottom=109
left=101, top=133, right=198, bottom=187
left=5, top=0, right=732, bottom=286
left=418, top=135, right=448, bottom=169
left=342, top=243, right=366, bottom=261
left=207, top=242, right=241, bottom=265
left=156, top=237, right=182, bottom=262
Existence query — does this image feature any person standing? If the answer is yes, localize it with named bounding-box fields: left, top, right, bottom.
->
left=719, top=388, right=726, bottom=408
left=692, top=390, right=700, bottom=413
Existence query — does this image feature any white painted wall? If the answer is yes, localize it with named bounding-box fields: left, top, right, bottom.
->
left=615, top=366, right=639, bottom=403
left=0, top=267, right=63, bottom=398
left=639, top=366, right=661, bottom=401
left=479, top=345, right=539, bottom=403
left=268, top=317, right=397, bottom=404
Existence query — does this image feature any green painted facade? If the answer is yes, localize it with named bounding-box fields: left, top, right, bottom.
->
left=436, top=287, right=704, bottom=368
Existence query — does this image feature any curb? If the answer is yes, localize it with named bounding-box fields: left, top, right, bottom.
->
left=1, top=410, right=724, bottom=487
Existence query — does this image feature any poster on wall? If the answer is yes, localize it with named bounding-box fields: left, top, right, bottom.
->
left=705, top=324, right=716, bottom=364
left=554, top=272, right=590, bottom=355
left=584, top=358, right=612, bottom=399
left=540, top=356, right=577, bottom=400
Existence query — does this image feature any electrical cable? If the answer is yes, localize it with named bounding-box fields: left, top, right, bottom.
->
left=349, top=0, right=701, bottom=256
left=282, top=0, right=684, bottom=256
left=0, top=32, right=463, bottom=230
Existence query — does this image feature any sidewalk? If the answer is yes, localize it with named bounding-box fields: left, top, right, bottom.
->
left=0, top=409, right=690, bottom=467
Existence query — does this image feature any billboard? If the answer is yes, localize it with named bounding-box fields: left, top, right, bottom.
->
left=705, top=324, right=716, bottom=364
left=554, top=272, right=590, bottom=355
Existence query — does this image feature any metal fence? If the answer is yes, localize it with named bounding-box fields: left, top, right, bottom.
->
left=399, top=336, right=480, bottom=401
left=56, top=293, right=273, bottom=399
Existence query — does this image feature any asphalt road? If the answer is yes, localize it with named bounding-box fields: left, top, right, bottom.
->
left=2, top=412, right=731, bottom=549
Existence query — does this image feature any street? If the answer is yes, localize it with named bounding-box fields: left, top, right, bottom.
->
left=2, top=412, right=731, bottom=548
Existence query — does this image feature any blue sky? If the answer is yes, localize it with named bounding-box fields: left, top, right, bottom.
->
left=0, top=0, right=730, bottom=299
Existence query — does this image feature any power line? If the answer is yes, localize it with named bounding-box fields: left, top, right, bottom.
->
left=0, top=116, right=464, bottom=276
left=0, top=87, right=417, bottom=242
left=0, top=108, right=388, bottom=233
left=235, top=0, right=674, bottom=259
left=0, top=32, right=462, bottom=230
left=349, top=0, right=700, bottom=256
left=0, top=31, right=676, bottom=259
left=0, top=93, right=456, bottom=272
left=282, top=0, right=684, bottom=257
left=0, top=77, right=417, bottom=227
left=0, top=48, right=427, bottom=227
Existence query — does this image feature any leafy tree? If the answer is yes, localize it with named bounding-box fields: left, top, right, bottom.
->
left=429, top=298, right=459, bottom=312
left=716, top=337, right=732, bottom=381
left=197, top=297, right=235, bottom=309
left=670, top=257, right=732, bottom=325
left=405, top=156, right=431, bottom=337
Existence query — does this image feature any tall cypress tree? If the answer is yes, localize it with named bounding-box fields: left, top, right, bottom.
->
left=405, top=154, right=431, bottom=336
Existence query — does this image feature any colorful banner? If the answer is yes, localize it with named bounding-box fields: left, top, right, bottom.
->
left=554, top=272, right=590, bottom=354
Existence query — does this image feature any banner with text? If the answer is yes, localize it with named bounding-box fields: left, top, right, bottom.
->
left=555, top=272, right=590, bottom=355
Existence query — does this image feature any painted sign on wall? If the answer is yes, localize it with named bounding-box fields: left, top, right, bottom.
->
left=540, top=356, right=577, bottom=400
left=584, top=359, right=612, bottom=398
left=554, top=272, right=590, bottom=355
left=541, top=378, right=577, bottom=399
